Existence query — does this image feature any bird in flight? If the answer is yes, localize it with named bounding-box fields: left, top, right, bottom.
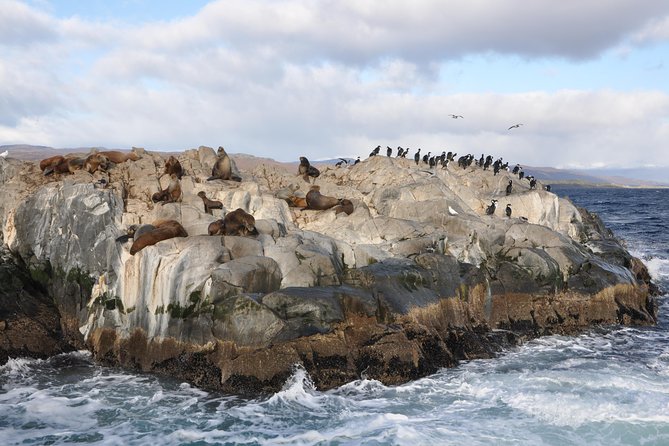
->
left=449, top=114, right=464, bottom=119
left=508, top=123, right=523, bottom=130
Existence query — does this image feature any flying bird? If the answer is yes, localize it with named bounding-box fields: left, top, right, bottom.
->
left=449, top=114, right=463, bottom=119
left=508, top=123, right=523, bottom=130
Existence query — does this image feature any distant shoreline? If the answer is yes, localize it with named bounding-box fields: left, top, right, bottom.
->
left=546, top=181, right=669, bottom=190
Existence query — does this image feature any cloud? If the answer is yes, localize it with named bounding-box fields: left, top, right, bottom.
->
left=1, top=0, right=669, bottom=170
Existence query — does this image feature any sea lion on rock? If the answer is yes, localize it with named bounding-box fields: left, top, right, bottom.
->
left=298, top=156, right=320, bottom=183
left=164, top=156, right=184, bottom=179
left=116, top=224, right=156, bottom=243
left=84, top=153, right=111, bottom=174
left=151, top=174, right=181, bottom=204
left=208, top=219, right=225, bottom=236
left=66, top=157, right=86, bottom=174
left=287, top=195, right=307, bottom=208
left=129, top=220, right=188, bottom=255
left=197, top=191, right=223, bottom=214
left=98, top=150, right=140, bottom=164
left=39, top=155, right=65, bottom=174
left=208, top=146, right=240, bottom=181
left=333, top=199, right=354, bottom=215
left=208, top=208, right=257, bottom=236
left=305, top=185, right=340, bottom=211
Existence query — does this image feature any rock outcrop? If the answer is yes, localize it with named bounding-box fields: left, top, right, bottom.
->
left=0, top=148, right=657, bottom=393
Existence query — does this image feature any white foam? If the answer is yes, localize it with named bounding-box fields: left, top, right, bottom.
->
left=0, top=357, right=42, bottom=377
left=645, top=257, right=669, bottom=281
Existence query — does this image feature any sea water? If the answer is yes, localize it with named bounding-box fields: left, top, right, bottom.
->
left=1, top=186, right=668, bottom=445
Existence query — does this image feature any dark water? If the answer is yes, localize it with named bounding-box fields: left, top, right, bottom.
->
left=1, top=187, right=668, bottom=445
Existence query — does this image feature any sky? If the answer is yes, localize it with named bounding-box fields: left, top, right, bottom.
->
left=1, top=1, right=668, bottom=168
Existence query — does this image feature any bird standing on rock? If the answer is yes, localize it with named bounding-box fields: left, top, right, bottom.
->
left=486, top=199, right=498, bottom=215
left=505, top=204, right=512, bottom=218
left=414, top=149, right=421, bottom=165
left=506, top=180, right=513, bottom=196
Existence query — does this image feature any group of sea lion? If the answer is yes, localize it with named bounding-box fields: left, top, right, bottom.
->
left=39, top=150, right=140, bottom=176
left=115, top=147, right=256, bottom=254
left=277, top=157, right=354, bottom=215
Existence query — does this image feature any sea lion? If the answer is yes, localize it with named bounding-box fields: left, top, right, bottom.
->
left=208, top=219, right=225, bottom=236
left=152, top=174, right=181, bottom=204
left=98, top=150, right=140, bottom=164
left=129, top=220, right=188, bottom=255
left=116, top=224, right=156, bottom=243
left=197, top=191, right=223, bottom=214
left=298, top=156, right=320, bottom=183
left=41, top=155, right=78, bottom=175
left=66, top=157, right=86, bottom=174
left=305, top=185, right=340, bottom=211
left=208, top=146, right=240, bottom=181
left=287, top=195, right=307, bottom=208
left=333, top=199, right=354, bottom=215
left=209, top=208, right=257, bottom=236
left=164, top=156, right=184, bottom=179
left=84, top=153, right=111, bottom=174
left=40, top=155, right=65, bottom=174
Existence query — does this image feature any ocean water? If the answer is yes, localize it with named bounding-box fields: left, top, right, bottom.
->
left=1, top=186, right=668, bottom=446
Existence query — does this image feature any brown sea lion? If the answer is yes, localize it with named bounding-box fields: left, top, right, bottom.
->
left=129, top=220, right=188, bottom=255
left=333, top=199, right=354, bottom=215
left=115, top=224, right=156, bottom=243
left=197, top=191, right=223, bottom=215
left=66, top=157, right=86, bottom=173
left=151, top=174, right=181, bottom=204
left=208, top=146, right=240, bottom=181
left=98, top=150, right=140, bottom=164
left=287, top=195, right=307, bottom=208
left=208, top=219, right=225, bottom=236
left=40, top=155, right=65, bottom=173
left=298, top=156, right=320, bottom=183
left=164, top=156, right=184, bottom=179
left=84, top=153, right=111, bottom=174
left=305, top=185, right=340, bottom=210
left=208, top=208, right=257, bottom=236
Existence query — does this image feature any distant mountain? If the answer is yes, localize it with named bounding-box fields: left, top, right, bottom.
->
left=525, top=166, right=668, bottom=188
left=2, top=144, right=666, bottom=187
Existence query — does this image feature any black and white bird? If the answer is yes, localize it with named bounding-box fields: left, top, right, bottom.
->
left=387, top=146, right=393, bottom=157
left=486, top=199, right=498, bottom=215
left=508, top=123, right=523, bottom=130
left=506, top=180, right=513, bottom=196
left=449, top=114, right=464, bottom=119
left=354, top=156, right=361, bottom=165
left=529, top=176, right=537, bottom=190
left=414, top=149, right=421, bottom=165
left=335, top=158, right=349, bottom=167
left=505, top=204, right=512, bottom=218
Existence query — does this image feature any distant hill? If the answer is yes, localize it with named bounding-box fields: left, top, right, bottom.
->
left=2, top=144, right=666, bottom=187
left=525, top=166, right=668, bottom=188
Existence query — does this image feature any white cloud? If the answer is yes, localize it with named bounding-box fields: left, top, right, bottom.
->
left=1, top=0, right=669, bottom=169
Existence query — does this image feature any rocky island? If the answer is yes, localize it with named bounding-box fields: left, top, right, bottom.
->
left=0, top=147, right=657, bottom=394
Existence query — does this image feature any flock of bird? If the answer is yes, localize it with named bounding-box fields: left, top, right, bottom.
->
left=354, top=126, right=547, bottom=220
